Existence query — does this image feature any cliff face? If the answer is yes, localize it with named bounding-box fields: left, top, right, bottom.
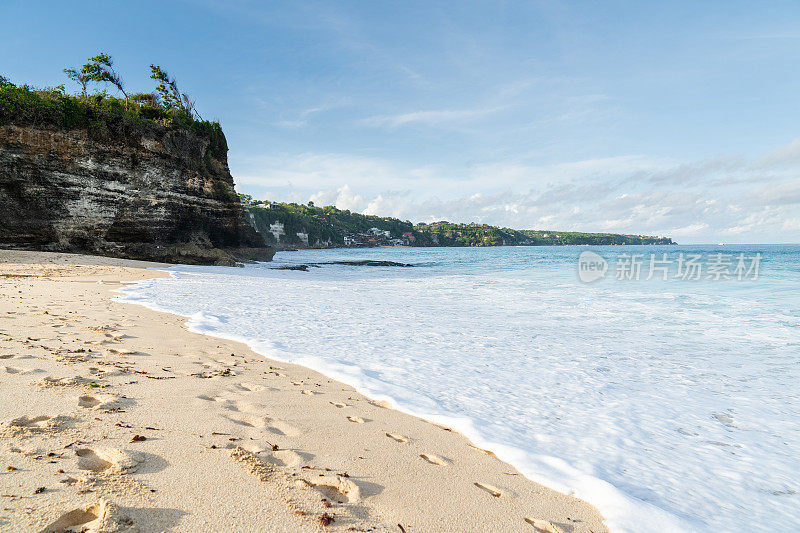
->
left=0, top=124, right=274, bottom=265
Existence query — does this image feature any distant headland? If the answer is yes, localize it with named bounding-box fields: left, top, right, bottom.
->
left=241, top=197, right=675, bottom=249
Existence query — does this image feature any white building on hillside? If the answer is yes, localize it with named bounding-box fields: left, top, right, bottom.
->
left=269, top=221, right=285, bottom=242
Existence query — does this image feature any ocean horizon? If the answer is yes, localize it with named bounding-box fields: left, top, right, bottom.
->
left=118, top=244, right=800, bottom=532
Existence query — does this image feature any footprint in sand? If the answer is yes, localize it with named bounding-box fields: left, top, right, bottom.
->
left=239, top=445, right=304, bottom=468
left=474, top=482, right=502, bottom=497
left=100, top=338, right=122, bottom=346
left=39, top=376, right=94, bottom=389
left=232, top=401, right=262, bottom=414
left=76, top=448, right=144, bottom=473
left=227, top=414, right=269, bottom=429
left=524, top=518, right=564, bottom=533
left=330, top=401, right=347, bottom=408
left=78, top=395, right=103, bottom=408
left=2, top=414, right=73, bottom=436
left=234, top=444, right=308, bottom=469
left=419, top=453, right=447, bottom=466
left=268, top=419, right=302, bottom=437
left=196, top=394, right=230, bottom=404
left=107, top=348, right=139, bottom=356
left=196, top=395, right=247, bottom=414
left=386, top=433, right=409, bottom=443
left=1, top=365, right=43, bottom=375
left=226, top=414, right=302, bottom=437
left=272, top=449, right=303, bottom=467
left=40, top=498, right=134, bottom=533
left=237, top=382, right=265, bottom=393
left=347, top=416, right=365, bottom=424
left=300, top=389, right=316, bottom=396
left=10, top=415, right=52, bottom=427
left=302, top=474, right=362, bottom=503
left=77, top=394, right=125, bottom=411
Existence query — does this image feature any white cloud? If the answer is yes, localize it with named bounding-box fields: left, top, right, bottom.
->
left=755, top=138, right=800, bottom=168
left=234, top=139, right=800, bottom=243
left=750, top=180, right=800, bottom=206
left=272, top=99, right=353, bottom=129
left=309, top=185, right=368, bottom=212
left=360, top=107, right=504, bottom=128
left=668, top=223, right=711, bottom=237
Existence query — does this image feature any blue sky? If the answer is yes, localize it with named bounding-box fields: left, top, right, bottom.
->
left=3, top=1, right=800, bottom=242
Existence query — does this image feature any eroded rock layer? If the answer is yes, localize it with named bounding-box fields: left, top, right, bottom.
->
left=0, top=125, right=273, bottom=265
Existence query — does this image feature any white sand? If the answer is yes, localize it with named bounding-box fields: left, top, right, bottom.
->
left=0, top=250, right=607, bottom=532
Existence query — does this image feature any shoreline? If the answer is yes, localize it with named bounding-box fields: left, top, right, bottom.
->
left=0, top=250, right=607, bottom=532
left=118, top=251, right=691, bottom=533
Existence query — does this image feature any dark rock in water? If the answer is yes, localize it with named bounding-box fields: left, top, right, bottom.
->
left=319, top=260, right=414, bottom=267
left=271, top=260, right=413, bottom=271
left=274, top=264, right=309, bottom=271
left=0, top=124, right=274, bottom=265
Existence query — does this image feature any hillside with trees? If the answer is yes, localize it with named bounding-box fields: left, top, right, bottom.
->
left=242, top=198, right=675, bottom=248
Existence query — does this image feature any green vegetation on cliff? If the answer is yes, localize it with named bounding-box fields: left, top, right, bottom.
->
left=0, top=54, right=225, bottom=158
left=0, top=61, right=270, bottom=266
left=243, top=199, right=675, bottom=248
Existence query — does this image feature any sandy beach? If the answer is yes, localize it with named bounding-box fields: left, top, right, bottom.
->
left=0, top=250, right=606, bottom=532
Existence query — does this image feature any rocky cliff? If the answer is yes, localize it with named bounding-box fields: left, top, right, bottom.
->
left=0, top=124, right=274, bottom=265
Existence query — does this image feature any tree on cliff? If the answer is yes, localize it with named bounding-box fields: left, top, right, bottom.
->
left=63, top=66, right=90, bottom=94
left=83, top=53, right=128, bottom=107
left=64, top=54, right=128, bottom=105
left=149, top=65, right=198, bottom=119
left=4, top=57, right=224, bottom=136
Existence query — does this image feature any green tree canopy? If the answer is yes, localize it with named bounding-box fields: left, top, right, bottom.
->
left=149, top=65, right=196, bottom=118
left=83, top=53, right=128, bottom=105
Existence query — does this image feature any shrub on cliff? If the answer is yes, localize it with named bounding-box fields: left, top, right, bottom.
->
left=0, top=58, right=225, bottom=159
